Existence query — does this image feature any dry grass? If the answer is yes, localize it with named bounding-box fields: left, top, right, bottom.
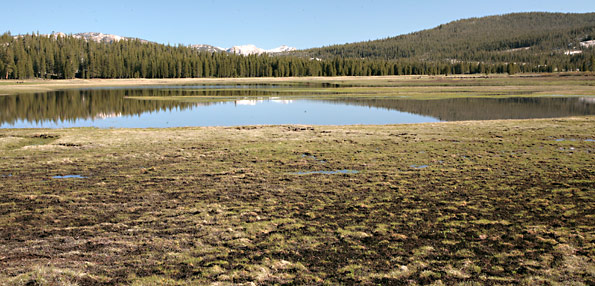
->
left=1, top=73, right=594, bottom=97
left=0, top=117, right=594, bottom=284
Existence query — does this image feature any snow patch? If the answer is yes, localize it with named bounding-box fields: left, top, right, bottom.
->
left=42, top=32, right=146, bottom=43
left=227, top=44, right=266, bottom=55
left=564, top=50, right=582, bottom=55
left=191, top=44, right=226, bottom=53
left=226, top=44, right=297, bottom=55
left=190, top=44, right=296, bottom=55
left=267, top=45, right=297, bottom=53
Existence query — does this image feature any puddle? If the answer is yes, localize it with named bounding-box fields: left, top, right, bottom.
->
left=554, top=138, right=595, bottom=142
left=52, top=175, right=87, bottom=179
left=291, top=170, right=359, bottom=175
left=410, top=165, right=429, bottom=169
left=1, top=174, right=13, bottom=178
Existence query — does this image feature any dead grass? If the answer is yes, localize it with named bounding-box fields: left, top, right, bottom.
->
left=0, top=117, right=594, bottom=284
left=0, top=73, right=594, bottom=97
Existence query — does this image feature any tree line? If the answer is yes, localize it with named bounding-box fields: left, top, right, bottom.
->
left=1, top=31, right=594, bottom=80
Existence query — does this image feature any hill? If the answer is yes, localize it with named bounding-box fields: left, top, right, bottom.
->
left=301, top=12, right=595, bottom=67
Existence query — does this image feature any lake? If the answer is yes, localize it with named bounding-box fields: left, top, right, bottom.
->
left=1, top=86, right=593, bottom=128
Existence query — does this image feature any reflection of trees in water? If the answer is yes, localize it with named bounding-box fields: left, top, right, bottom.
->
left=0, top=87, right=346, bottom=125
left=318, top=97, right=595, bottom=121
left=0, top=89, right=203, bottom=125
left=2, top=88, right=594, bottom=126
left=125, top=88, right=342, bottom=97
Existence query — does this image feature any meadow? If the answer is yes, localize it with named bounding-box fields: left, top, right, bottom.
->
left=0, top=74, right=594, bottom=285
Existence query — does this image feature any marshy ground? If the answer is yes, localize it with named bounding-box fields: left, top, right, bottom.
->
left=1, top=73, right=594, bottom=98
left=1, top=116, right=594, bottom=285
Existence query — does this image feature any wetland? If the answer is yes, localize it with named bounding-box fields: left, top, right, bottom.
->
left=0, top=75, right=594, bottom=285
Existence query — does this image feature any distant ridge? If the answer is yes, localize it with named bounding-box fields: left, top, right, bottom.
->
left=301, top=12, right=595, bottom=63
left=41, top=32, right=296, bottom=56
left=225, top=44, right=296, bottom=56
left=44, top=32, right=148, bottom=44
left=190, top=44, right=226, bottom=53
left=191, top=44, right=297, bottom=55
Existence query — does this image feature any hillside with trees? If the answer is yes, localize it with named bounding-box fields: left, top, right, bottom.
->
left=301, top=12, right=595, bottom=72
left=1, top=12, right=594, bottom=79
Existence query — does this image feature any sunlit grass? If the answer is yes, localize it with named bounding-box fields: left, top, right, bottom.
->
left=1, top=116, right=593, bottom=284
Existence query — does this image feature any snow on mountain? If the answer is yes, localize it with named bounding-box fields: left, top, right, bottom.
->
left=43, top=32, right=146, bottom=43
left=38, top=32, right=295, bottom=55
left=267, top=45, right=297, bottom=53
left=226, top=45, right=266, bottom=55
left=189, top=44, right=297, bottom=55
left=226, top=44, right=296, bottom=55
left=75, top=32, right=125, bottom=43
left=191, top=44, right=226, bottom=53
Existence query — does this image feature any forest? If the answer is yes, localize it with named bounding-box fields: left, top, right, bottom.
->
left=1, top=13, right=594, bottom=79
left=302, top=13, right=595, bottom=63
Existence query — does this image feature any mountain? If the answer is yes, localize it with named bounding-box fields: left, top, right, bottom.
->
left=63, top=33, right=296, bottom=55
left=226, top=45, right=266, bottom=55
left=266, top=45, right=297, bottom=54
left=226, top=44, right=296, bottom=55
left=74, top=32, right=127, bottom=43
left=43, top=33, right=296, bottom=55
left=45, top=32, right=148, bottom=44
left=190, top=44, right=226, bottom=53
left=190, top=44, right=296, bottom=55
left=301, top=12, right=595, bottom=63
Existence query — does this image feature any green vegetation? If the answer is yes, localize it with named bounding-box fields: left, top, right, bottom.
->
left=303, top=12, right=595, bottom=73
left=2, top=13, right=595, bottom=79
left=1, top=117, right=593, bottom=284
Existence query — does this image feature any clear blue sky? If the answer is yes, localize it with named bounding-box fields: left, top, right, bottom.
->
left=2, top=0, right=593, bottom=49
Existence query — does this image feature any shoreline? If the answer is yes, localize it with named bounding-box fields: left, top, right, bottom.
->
left=1, top=73, right=595, bottom=96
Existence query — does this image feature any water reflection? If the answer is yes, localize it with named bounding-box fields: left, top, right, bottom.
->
left=235, top=98, right=294, bottom=106
left=320, top=97, right=595, bottom=121
left=0, top=90, right=198, bottom=125
left=0, top=88, right=593, bottom=128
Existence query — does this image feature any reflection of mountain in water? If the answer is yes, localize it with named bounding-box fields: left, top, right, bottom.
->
left=0, top=89, right=203, bottom=125
left=318, top=97, right=595, bottom=121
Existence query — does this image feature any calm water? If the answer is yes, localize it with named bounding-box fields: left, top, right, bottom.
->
left=0, top=87, right=593, bottom=128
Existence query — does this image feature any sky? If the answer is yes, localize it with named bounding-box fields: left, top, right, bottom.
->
left=2, top=0, right=593, bottom=49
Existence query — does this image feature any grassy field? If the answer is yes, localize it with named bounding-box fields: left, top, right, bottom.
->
left=1, top=73, right=595, bottom=99
left=0, top=75, right=594, bottom=285
left=0, top=117, right=594, bottom=285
